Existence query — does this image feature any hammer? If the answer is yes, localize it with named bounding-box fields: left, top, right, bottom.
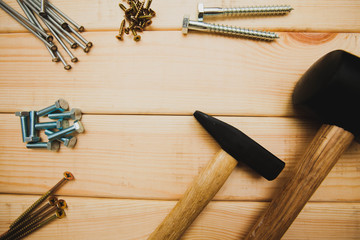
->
left=245, top=50, right=360, bottom=240
left=148, top=111, right=285, bottom=240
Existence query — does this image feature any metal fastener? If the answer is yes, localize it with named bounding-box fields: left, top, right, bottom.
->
left=47, top=0, right=84, bottom=32
left=197, top=3, right=293, bottom=21
left=9, top=172, right=74, bottom=229
left=132, top=29, right=141, bottom=41
left=47, top=121, right=84, bottom=141
left=15, top=111, right=29, bottom=142
left=0, top=2, right=56, bottom=51
left=56, top=50, right=72, bottom=70
left=45, top=129, right=77, bottom=148
left=26, top=141, right=60, bottom=151
left=35, top=119, right=69, bottom=130
left=116, top=19, right=126, bottom=40
left=39, top=0, right=47, bottom=17
left=182, top=15, right=279, bottom=41
left=36, top=99, right=69, bottom=117
left=2, top=198, right=60, bottom=240
left=25, top=111, right=41, bottom=143
left=48, top=108, right=82, bottom=121
left=11, top=209, right=65, bottom=240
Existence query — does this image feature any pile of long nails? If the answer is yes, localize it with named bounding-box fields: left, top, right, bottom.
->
left=0, top=0, right=93, bottom=70
left=15, top=99, right=85, bottom=152
left=0, top=172, right=74, bottom=240
left=116, top=0, right=155, bottom=41
left=182, top=3, right=293, bottom=41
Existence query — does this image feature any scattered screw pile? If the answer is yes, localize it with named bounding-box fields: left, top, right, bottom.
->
left=15, top=99, right=85, bottom=151
left=116, top=0, right=156, bottom=42
left=0, top=172, right=74, bottom=240
left=183, top=3, right=293, bottom=41
left=0, top=0, right=93, bottom=70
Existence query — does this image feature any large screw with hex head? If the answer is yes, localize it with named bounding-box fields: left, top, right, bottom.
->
left=35, top=119, right=69, bottom=130
left=15, top=111, right=29, bottom=142
left=47, top=120, right=84, bottom=141
left=48, top=108, right=82, bottom=120
left=26, top=141, right=60, bottom=151
left=25, top=111, right=41, bottom=143
left=36, top=99, right=69, bottom=117
left=45, top=129, right=77, bottom=148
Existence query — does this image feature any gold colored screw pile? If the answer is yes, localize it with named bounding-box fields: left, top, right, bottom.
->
left=0, top=172, right=74, bottom=240
left=117, top=0, right=156, bottom=41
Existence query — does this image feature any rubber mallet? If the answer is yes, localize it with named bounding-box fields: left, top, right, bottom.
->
left=245, top=50, right=360, bottom=240
left=148, top=111, right=285, bottom=240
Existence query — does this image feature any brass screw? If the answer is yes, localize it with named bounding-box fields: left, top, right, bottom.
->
left=11, top=209, right=65, bottom=240
left=119, top=3, right=127, bottom=12
left=5, top=204, right=61, bottom=239
left=9, top=172, right=74, bottom=229
left=116, top=19, right=126, bottom=40
left=132, top=29, right=141, bottom=41
left=134, top=1, right=144, bottom=19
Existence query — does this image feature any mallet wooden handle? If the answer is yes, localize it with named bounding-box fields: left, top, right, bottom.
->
left=245, top=124, right=354, bottom=240
left=148, top=150, right=237, bottom=240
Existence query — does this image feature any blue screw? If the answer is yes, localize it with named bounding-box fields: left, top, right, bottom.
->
left=35, top=119, right=69, bottom=130
left=26, top=141, right=60, bottom=151
left=48, top=108, right=82, bottom=120
left=47, top=121, right=84, bottom=142
left=45, top=129, right=77, bottom=148
left=25, top=111, right=41, bottom=143
left=37, top=99, right=69, bottom=117
left=15, top=111, right=29, bottom=142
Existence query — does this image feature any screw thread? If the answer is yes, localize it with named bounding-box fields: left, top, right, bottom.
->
left=223, top=5, right=293, bottom=16
left=9, top=191, right=51, bottom=229
left=13, top=214, right=57, bottom=240
left=208, top=23, right=278, bottom=40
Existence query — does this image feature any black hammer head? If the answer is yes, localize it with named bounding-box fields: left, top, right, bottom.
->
left=194, top=111, right=285, bottom=181
left=293, top=50, right=360, bottom=137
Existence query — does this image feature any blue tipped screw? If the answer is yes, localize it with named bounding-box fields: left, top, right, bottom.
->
left=48, top=108, right=82, bottom=120
left=47, top=121, right=84, bottom=142
left=37, top=99, right=69, bottom=117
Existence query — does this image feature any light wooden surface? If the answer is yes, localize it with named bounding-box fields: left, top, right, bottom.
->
left=0, top=0, right=360, bottom=239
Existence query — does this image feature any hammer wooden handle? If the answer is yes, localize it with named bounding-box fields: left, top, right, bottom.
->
left=148, top=150, right=237, bottom=240
left=245, top=124, right=354, bottom=240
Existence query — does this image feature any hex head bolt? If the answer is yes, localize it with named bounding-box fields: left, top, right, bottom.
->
left=9, top=172, right=74, bottom=229
left=36, top=99, right=69, bottom=117
left=0, top=197, right=59, bottom=239
left=182, top=15, right=279, bottom=41
left=25, top=111, right=40, bottom=143
left=35, top=119, right=69, bottom=130
left=47, top=121, right=84, bottom=142
left=48, top=108, right=82, bottom=121
left=15, top=111, right=29, bottom=143
left=10, top=209, right=66, bottom=240
left=197, top=3, right=293, bottom=21
left=45, top=129, right=77, bottom=148
left=26, top=141, right=60, bottom=151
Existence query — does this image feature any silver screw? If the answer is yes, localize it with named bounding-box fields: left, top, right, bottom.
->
left=37, top=99, right=69, bottom=117
left=48, top=108, right=82, bottom=120
left=182, top=15, right=278, bottom=41
left=198, top=3, right=293, bottom=21
left=45, top=130, right=77, bottom=148
left=15, top=111, right=29, bottom=143
left=35, top=119, right=69, bottom=130
left=47, top=121, right=84, bottom=142
left=25, top=111, right=41, bottom=143
left=26, top=141, right=60, bottom=151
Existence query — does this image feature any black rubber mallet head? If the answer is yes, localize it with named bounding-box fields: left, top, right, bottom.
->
left=246, top=50, right=360, bottom=240
left=148, top=111, right=284, bottom=240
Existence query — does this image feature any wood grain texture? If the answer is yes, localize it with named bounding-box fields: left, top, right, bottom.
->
left=245, top=125, right=355, bottom=240
left=0, top=195, right=359, bottom=240
left=1, top=114, right=359, bottom=202
left=148, top=150, right=238, bottom=240
left=0, top=0, right=360, bottom=33
left=0, top=32, right=359, bottom=116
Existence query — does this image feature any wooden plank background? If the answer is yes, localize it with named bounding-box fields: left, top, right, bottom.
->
left=0, top=0, right=360, bottom=239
